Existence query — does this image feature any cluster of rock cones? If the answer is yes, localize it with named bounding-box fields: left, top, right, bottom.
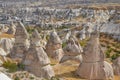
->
left=1, top=21, right=119, bottom=80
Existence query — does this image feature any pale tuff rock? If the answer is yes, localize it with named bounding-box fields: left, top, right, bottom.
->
left=10, top=21, right=30, bottom=60
left=60, top=35, right=83, bottom=63
left=30, top=29, right=41, bottom=47
left=60, top=55, right=82, bottom=63
left=0, top=73, right=12, bottom=80
left=79, top=28, right=86, bottom=40
left=76, top=28, right=114, bottom=79
left=7, top=22, right=16, bottom=35
left=23, top=29, right=55, bottom=79
left=46, top=29, right=63, bottom=61
left=100, top=22, right=120, bottom=41
left=0, top=25, right=9, bottom=33
left=63, top=35, right=83, bottom=56
left=48, top=29, right=62, bottom=44
left=0, top=38, right=14, bottom=54
left=0, top=48, right=8, bottom=66
left=63, top=31, right=71, bottom=43
left=79, top=22, right=94, bottom=40
left=0, top=48, right=8, bottom=56
left=112, top=57, right=120, bottom=75
left=104, top=61, right=114, bottom=79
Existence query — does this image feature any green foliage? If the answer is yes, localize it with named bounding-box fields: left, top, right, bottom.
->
left=2, top=61, right=25, bottom=73
left=29, top=76, right=34, bottom=79
left=17, top=63, right=25, bottom=70
left=46, top=35, right=50, bottom=41
left=62, top=42, right=67, bottom=48
left=105, top=48, right=112, bottom=58
left=14, top=76, right=20, bottom=80
left=26, top=26, right=34, bottom=34
left=79, top=39, right=89, bottom=47
left=50, top=63, right=56, bottom=66
left=2, top=61, right=18, bottom=73
left=111, top=53, right=120, bottom=61
left=61, top=26, right=68, bottom=29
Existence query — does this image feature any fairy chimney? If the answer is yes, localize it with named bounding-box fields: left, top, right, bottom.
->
left=76, top=28, right=114, bottom=80
left=23, top=29, right=55, bottom=79
left=10, top=21, right=29, bottom=60
left=46, top=29, right=63, bottom=61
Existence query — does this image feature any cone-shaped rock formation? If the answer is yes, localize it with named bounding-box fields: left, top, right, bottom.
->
left=23, top=29, right=55, bottom=79
left=46, top=29, right=63, bottom=61
left=10, top=21, right=29, bottom=60
left=76, top=28, right=114, bottom=80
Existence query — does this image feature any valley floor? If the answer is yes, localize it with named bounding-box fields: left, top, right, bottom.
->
left=52, top=60, right=120, bottom=80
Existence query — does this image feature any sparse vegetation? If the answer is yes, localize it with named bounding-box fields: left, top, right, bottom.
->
left=2, top=61, right=18, bottom=73
left=62, top=42, right=67, bottom=48
left=111, top=53, right=120, bottom=61
left=17, top=63, right=25, bottom=70
left=105, top=48, right=112, bottom=58
left=29, top=76, right=35, bottom=79
left=2, top=61, right=25, bottom=73
left=79, top=38, right=89, bottom=47
left=50, top=76, right=60, bottom=80
left=14, top=76, right=20, bottom=80
left=26, top=26, right=34, bottom=34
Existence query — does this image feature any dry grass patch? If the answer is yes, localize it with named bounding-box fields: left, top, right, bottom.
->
left=0, top=33, right=14, bottom=38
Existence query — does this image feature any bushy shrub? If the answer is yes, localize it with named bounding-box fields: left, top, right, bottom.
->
left=2, top=61, right=25, bottom=72
left=2, top=61, right=18, bottom=73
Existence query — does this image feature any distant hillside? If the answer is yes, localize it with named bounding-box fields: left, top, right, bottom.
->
left=1, top=0, right=120, bottom=3
left=0, top=0, right=120, bottom=7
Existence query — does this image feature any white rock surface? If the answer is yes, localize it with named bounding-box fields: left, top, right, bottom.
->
left=0, top=73, right=12, bottom=80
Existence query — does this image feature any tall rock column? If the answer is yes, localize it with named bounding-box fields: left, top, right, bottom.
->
left=46, top=29, right=64, bottom=61
left=23, top=29, right=55, bottom=79
left=10, top=22, right=29, bottom=60
left=76, top=29, right=114, bottom=79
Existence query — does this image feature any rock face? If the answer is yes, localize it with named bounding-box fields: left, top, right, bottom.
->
left=63, top=35, right=83, bottom=56
left=76, top=29, right=114, bottom=79
left=100, top=22, right=120, bottom=41
left=23, top=29, right=55, bottom=79
left=0, top=48, right=8, bottom=66
left=79, top=22, right=94, bottom=40
left=10, top=22, right=29, bottom=60
left=7, top=22, right=16, bottom=35
left=112, top=57, right=120, bottom=75
left=0, top=38, right=14, bottom=54
left=0, top=73, right=12, bottom=80
left=60, top=35, right=83, bottom=63
left=46, top=30, right=63, bottom=61
left=0, top=48, right=8, bottom=57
